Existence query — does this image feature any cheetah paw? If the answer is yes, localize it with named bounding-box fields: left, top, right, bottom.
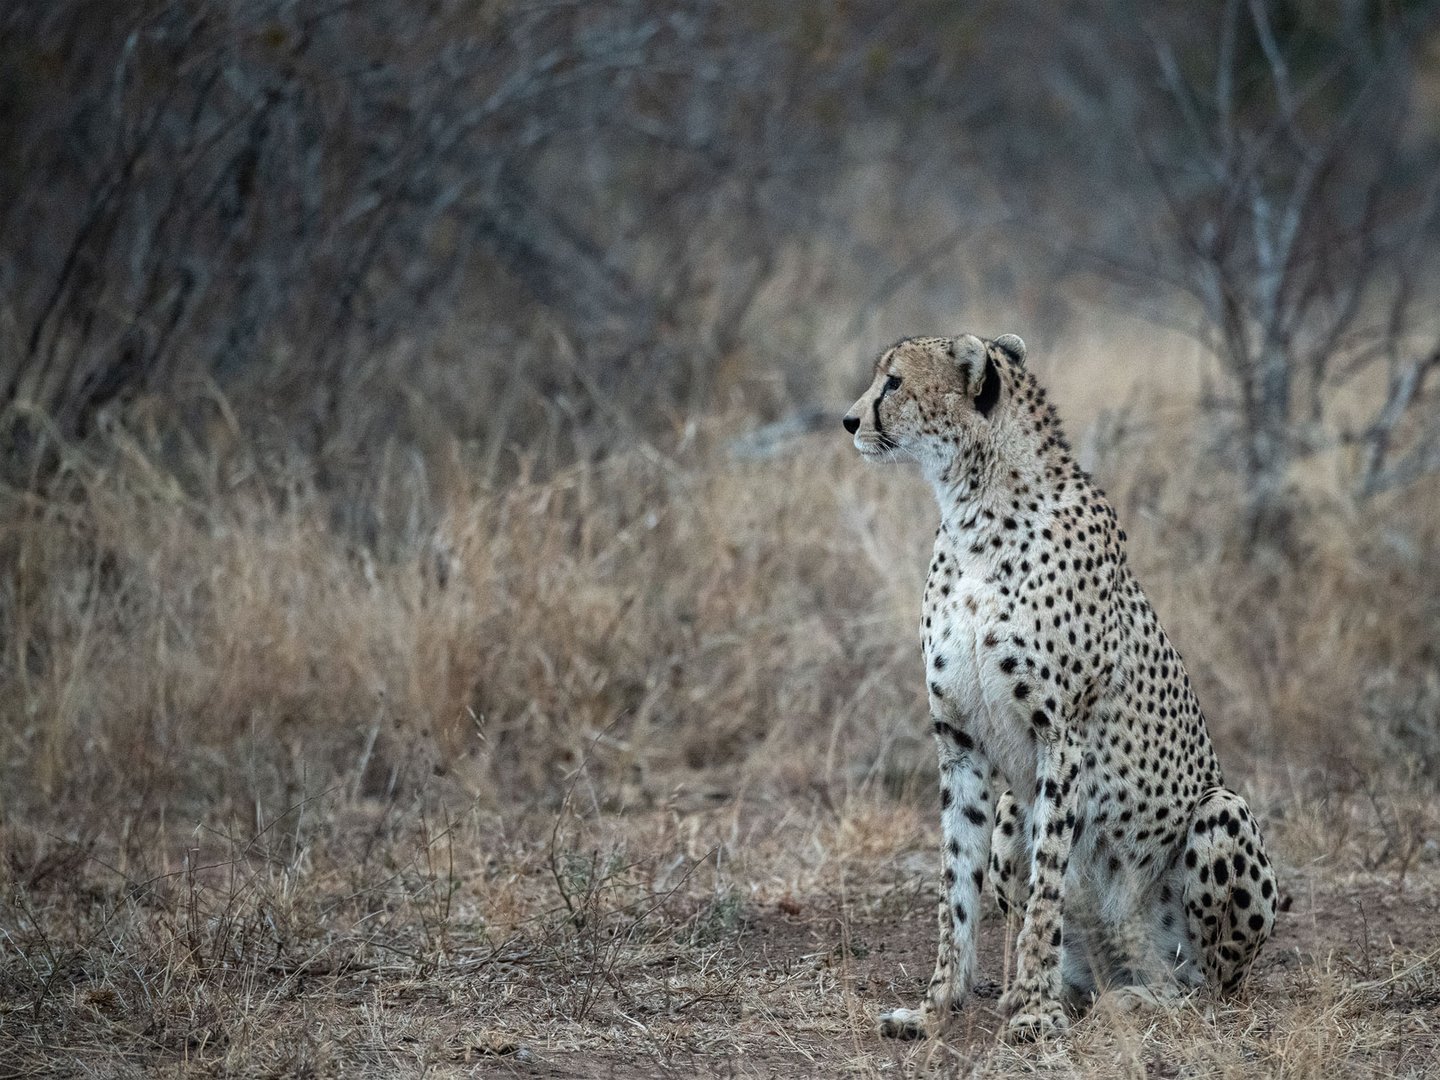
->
left=1000, top=996, right=1068, bottom=1043
left=877, top=1007, right=927, bottom=1040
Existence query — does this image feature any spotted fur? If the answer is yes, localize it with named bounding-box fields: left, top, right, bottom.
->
left=842, top=334, right=1277, bottom=1042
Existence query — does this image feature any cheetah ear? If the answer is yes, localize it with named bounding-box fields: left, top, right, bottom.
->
left=992, top=334, right=1026, bottom=365
left=949, top=335, right=999, bottom=415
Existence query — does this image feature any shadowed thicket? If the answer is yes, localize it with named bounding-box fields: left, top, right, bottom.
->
left=4, top=2, right=1437, bottom=524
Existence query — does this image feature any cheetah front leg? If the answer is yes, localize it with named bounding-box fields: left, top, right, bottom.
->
left=878, top=719, right=994, bottom=1039
left=989, top=791, right=1031, bottom=918
left=998, top=727, right=1081, bottom=1041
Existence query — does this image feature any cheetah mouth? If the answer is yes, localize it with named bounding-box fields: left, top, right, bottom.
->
left=855, top=435, right=903, bottom=460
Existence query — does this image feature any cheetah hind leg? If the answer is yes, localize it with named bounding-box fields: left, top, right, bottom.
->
left=1181, top=787, right=1278, bottom=994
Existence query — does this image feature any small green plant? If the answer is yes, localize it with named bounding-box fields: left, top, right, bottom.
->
left=688, top=887, right=747, bottom=947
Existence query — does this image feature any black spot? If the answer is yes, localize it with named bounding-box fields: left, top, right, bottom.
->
left=963, top=805, right=988, bottom=827
left=1248, top=913, right=1266, bottom=932
left=1233, top=888, right=1252, bottom=909
left=1213, top=858, right=1229, bottom=886
left=932, top=721, right=975, bottom=751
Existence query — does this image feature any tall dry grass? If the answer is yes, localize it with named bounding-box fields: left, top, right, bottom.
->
left=4, top=359, right=1437, bottom=827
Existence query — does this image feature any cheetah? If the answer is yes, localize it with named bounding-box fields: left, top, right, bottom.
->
left=842, top=334, right=1277, bottom=1041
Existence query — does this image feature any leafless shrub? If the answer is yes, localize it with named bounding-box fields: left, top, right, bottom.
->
left=1138, top=1, right=1440, bottom=543
left=0, top=1, right=860, bottom=486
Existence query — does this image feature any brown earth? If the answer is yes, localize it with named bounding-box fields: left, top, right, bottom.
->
left=7, top=790, right=1436, bottom=1079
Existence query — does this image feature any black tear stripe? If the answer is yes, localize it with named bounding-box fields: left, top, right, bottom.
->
left=874, top=377, right=897, bottom=438
left=975, top=356, right=1001, bottom=417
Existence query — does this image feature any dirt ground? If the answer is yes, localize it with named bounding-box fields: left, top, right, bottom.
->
left=8, top=788, right=1436, bottom=1080
left=488, top=879, right=1440, bottom=1078
left=442, top=814, right=1440, bottom=1079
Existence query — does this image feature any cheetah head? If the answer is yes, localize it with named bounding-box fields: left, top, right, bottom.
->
left=842, top=333, right=1027, bottom=474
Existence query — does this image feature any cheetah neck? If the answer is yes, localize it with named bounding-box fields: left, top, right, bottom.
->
left=928, top=404, right=1085, bottom=544
left=927, top=446, right=1007, bottom=534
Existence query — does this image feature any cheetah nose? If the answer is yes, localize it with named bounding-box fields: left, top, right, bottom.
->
left=842, top=414, right=860, bottom=434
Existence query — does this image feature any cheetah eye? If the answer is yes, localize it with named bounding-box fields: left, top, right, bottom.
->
left=883, top=374, right=902, bottom=392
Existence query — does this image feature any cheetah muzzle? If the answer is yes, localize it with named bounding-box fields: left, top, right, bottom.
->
left=843, top=334, right=1277, bottom=1042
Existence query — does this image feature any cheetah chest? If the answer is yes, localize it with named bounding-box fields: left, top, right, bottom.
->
left=922, top=553, right=1037, bottom=793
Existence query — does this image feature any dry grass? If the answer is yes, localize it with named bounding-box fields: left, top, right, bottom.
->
left=2, top=340, right=1439, bottom=1077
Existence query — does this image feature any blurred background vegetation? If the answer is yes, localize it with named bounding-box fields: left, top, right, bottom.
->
left=2, top=0, right=1440, bottom=812
left=5, top=2, right=1437, bottom=510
